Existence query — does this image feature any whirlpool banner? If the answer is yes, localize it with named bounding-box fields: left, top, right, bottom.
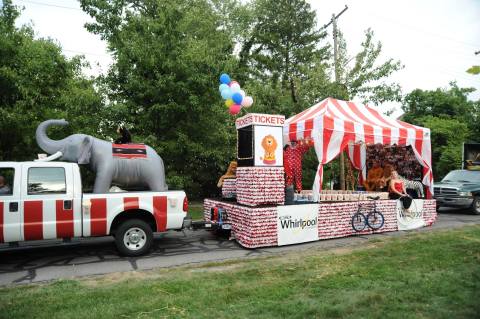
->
left=277, top=204, right=319, bottom=246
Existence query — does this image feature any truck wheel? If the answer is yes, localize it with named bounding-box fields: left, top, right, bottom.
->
left=471, top=197, right=480, bottom=215
left=115, top=219, right=153, bottom=256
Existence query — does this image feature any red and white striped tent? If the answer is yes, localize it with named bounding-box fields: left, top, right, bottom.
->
left=283, top=97, right=433, bottom=199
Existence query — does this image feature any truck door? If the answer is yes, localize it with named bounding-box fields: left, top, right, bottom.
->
left=0, top=163, right=22, bottom=242
left=21, top=163, right=75, bottom=241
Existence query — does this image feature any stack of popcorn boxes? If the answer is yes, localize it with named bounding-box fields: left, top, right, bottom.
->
left=221, top=178, right=237, bottom=198
left=236, top=167, right=285, bottom=206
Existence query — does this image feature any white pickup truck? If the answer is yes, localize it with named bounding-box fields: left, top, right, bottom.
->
left=0, top=161, right=189, bottom=256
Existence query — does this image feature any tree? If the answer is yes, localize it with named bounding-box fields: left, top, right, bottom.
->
left=402, top=83, right=479, bottom=141
left=419, top=117, right=469, bottom=179
left=81, top=0, right=238, bottom=198
left=401, top=84, right=480, bottom=179
left=236, top=0, right=329, bottom=115
left=0, top=0, right=104, bottom=162
left=328, top=28, right=403, bottom=106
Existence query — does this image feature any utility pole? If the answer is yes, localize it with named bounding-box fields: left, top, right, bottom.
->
left=324, top=5, right=348, bottom=190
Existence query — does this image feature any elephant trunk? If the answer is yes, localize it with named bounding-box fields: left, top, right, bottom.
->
left=36, top=119, right=69, bottom=154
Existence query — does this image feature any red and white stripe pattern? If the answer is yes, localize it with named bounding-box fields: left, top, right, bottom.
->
left=284, top=98, right=433, bottom=199
left=83, top=194, right=170, bottom=237
left=236, top=167, right=285, bottom=207
left=0, top=199, right=81, bottom=242
left=0, top=194, right=181, bottom=243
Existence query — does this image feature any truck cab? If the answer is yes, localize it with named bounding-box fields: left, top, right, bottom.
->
left=0, top=161, right=82, bottom=243
left=0, top=161, right=188, bottom=256
left=434, top=170, right=480, bottom=215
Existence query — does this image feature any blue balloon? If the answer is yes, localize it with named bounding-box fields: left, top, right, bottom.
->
left=219, top=83, right=229, bottom=93
left=232, top=92, right=243, bottom=105
left=221, top=88, right=232, bottom=100
left=219, top=73, right=231, bottom=84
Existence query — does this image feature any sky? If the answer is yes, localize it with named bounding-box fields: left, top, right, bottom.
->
left=7, top=0, right=480, bottom=115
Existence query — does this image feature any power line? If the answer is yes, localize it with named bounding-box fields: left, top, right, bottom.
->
left=63, top=48, right=111, bottom=58
left=15, top=0, right=82, bottom=11
left=364, top=10, right=479, bottom=49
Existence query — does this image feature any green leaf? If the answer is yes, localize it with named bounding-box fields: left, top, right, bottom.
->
left=466, top=65, right=480, bottom=75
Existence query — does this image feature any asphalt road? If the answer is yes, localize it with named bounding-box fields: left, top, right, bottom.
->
left=1, top=209, right=479, bottom=286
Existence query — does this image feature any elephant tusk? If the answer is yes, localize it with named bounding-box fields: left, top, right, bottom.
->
left=35, top=151, right=63, bottom=162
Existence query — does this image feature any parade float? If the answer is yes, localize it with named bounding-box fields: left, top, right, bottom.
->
left=204, top=79, right=437, bottom=248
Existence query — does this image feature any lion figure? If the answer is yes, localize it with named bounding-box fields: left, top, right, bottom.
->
left=261, top=134, right=278, bottom=165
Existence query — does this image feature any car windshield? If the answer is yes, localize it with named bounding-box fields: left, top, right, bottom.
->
left=442, top=170, right=480, bottom=183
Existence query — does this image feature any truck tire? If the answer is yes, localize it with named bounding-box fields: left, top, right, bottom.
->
left=471, top=197, right=480, bottom=215
left=115, top=219, right=153, bottom=256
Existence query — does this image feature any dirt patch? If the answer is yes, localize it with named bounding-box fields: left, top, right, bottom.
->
left=189, top=263, right=242, bottom=273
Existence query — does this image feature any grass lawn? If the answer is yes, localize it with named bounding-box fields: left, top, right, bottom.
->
left=1, top=226, right=479, bottom=319
left=188, top=201, right=204, bottom=220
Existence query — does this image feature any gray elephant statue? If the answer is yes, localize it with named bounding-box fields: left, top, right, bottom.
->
left=36, top=119, right=168, bottom=193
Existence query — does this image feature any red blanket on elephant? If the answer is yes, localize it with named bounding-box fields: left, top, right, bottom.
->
left=112, top=144, right=147, bottom=159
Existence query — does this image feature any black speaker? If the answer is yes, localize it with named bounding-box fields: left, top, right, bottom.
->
left=237, top=125, right=254, bottom=167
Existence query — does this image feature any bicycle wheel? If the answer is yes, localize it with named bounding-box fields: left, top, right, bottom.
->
left=367, top=210, right=385, bottom=230
left=351, top=212, right=367, bottom=232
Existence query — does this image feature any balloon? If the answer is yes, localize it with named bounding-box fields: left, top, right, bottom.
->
left=219, top=73, right=231, bottom=84
left=229, top=80, right=239, bottom=87
left=229, top=104, right=242, bottom=115
left=219, top=83, right=229, bottom=93
left=241, top=96, right=254, bottom=107
left=221, top=88, right=232, bottom=100
left=239, top=89, right=246, bottom=98
left=230, top=82, right=241, bottom=93
left=225, top=99, right=234, bottom=107
left=232, top=92, right=243, bottom=104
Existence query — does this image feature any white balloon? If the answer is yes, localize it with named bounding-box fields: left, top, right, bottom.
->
left=230, top=82, right=241, bottom=93
left=242, top=96, right=254, bottom=107
left=239, top=89, right=246, bottom=98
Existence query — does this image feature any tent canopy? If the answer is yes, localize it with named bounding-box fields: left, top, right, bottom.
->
left=283, top=97, right=433, bottom=199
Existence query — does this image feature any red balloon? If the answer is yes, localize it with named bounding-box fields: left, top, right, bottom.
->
left=229, top=104, right=241, bottom=115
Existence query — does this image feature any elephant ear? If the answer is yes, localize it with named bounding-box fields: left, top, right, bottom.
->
left=78, top=137, right=93, bottom=164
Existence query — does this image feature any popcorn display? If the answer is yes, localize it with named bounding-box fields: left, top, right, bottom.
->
left=318, top=200, right=398, bottom=240
left=221, top=178, right=236, bottom=198
left=204, top=198, right=438, bottom=249
left=422, top=200, right=438, bottom=226
left=204, top=199, right=277, bottom=248
left=236, top=167, right=285, bottom=206
left=318, top=190, right=389, bottom=201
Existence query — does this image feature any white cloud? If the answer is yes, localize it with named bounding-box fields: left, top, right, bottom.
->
left=12, top=0, right=112, bottom=76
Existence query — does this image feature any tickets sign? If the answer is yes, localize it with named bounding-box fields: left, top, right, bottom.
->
left=236, top=113, right=285, bottom=129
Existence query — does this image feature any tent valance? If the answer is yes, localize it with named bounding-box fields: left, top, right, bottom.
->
left=283, top=97, right=433, bottom=200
